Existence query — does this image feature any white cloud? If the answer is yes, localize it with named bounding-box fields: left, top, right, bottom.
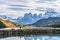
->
left=0, top=0, right=60, bottom=17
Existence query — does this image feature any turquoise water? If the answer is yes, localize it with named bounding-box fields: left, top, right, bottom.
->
left=0, top=35, right=60, bottom=40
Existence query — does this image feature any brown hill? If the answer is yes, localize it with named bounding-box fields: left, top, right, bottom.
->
left=0, top=21, right=7, bottom=28
left=0, top=18, right=26, bottom=28
left=0, top=18, right=17, bottom=28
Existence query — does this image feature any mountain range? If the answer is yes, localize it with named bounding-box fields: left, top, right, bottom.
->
left=32, top=17, right=60, bottom=27
left=0, top=13, right=42, bottom=24
left=0, top=9, right=60, bottom=24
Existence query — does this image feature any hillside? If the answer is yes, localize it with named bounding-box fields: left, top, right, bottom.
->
left=0, top=18, right=26, bottom=28
left=32, top=17, right=60, bottom=27
left=0, top=21, right=7, bottom=28
left=45, top=22, right=60, bottom=27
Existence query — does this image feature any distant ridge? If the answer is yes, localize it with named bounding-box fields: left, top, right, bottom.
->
left=32, top=17, right=60, bottom=27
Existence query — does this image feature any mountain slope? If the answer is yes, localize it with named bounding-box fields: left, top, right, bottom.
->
left=0, top=18, right=16, bottom=28
left=32, top=17, right=60, bottom=27
left=45, top=22, right=60, bottom=27
left=0, top=18, right=26, bottom=28
left=0, top=21, right=7, bottom=28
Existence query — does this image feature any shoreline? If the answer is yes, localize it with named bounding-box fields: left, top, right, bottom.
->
left=0, top=27, right=60, bottom=38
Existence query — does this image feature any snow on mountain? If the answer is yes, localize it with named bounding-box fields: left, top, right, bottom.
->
left=42, top=8, right=58, bottom=18
left=14, top=12, right=42, bottom=24
left=0, top=8, right=60, bottom=24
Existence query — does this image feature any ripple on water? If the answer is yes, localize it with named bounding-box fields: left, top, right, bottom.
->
left=0, top=35, right=60, bottom=40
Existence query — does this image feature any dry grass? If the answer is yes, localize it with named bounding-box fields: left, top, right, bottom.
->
left=0, top=19, right=16, bottom=28
left=0, top=18, right=27, bottom=28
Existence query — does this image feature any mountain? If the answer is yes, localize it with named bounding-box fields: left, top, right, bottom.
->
left=45, top=22, right=60, bottom=27
left=16, top=12, right=33, bottom=24
left=0, top=18, right=15, bottom=28
left=0, top=15, right=7, bottom=19
left=0, top=18, right=26, bottom=28
left=0, top=13, right=42, bottom=24
left=42, top=8, right=58, bottom=18
left=32, top=17, right=60, bottom=27
left=14, top=12, right=42, bottom=24
left=0, top=8, right=59, bottom=25
left=0, top=21, right=7, bottom=28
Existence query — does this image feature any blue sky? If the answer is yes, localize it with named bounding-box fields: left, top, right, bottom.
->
left=0, top=0, right=60, bottom=17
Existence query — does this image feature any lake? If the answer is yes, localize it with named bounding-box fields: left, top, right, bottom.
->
left=0, top=27, right=60, bottom=40
left=0, top=35, right=60, bottom=40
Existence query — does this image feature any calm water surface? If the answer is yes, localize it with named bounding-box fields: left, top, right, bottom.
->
left=0, top=35, right=60, bottom=40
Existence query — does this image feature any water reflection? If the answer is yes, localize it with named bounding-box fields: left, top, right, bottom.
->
left=0, top=37, right=24, bottom=40
left=0, top=35, right=60, bottom=40
left=24, top=36, right=51, bottom=40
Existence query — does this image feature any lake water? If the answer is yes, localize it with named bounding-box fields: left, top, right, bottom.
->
left=0, top=35, right=60, bottom=40
left=0, top=28, right=60, bottom=40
